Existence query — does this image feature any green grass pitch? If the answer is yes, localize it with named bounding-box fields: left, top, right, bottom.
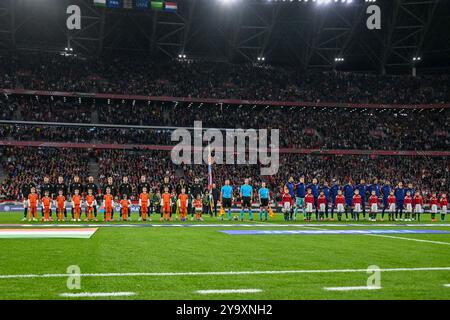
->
left=0, top=211, right=449, bottom=300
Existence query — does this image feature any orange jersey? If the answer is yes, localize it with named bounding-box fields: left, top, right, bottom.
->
left=140, top=193, right=149, bottom=205
left=104, top=194, right=113, bottom=207
left=41, top=196, right=51, bottom=208
left=162, top=193, right=171, bottom=206
left=178, top=194, right=188, bottom=208
left=72, top=195, right=82, bottom=206
left=28, top=193, right=38, bottom=206
left=56, top=195, right=66, bottom=208
left=85, top=195, right=95, bottom=206
left=120, top=199, right=129, bottom=208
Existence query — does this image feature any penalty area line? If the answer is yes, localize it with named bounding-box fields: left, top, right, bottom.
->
left=365, top=234, right=450, bottom=246
left=323, top=286, right=381, bottom=291
left=195, top=289, right=262, bottom=294
left=59, top=292, right=136, bottom=297
left=1, top=266, right=450, bottom=280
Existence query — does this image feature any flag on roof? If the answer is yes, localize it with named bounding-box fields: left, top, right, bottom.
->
left=93, top=0, right=106, bottom=7
left=123, top=0, right=133, bottom=9
left=135, top=0, right=148, bottom=9
left=151, top=1, right=163, bottom=10
left=164, top=2, right=177, bottom=13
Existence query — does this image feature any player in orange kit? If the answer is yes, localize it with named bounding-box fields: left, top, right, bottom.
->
left=41, top=190, right=52, bottom=222
left=71, top=189, right=82, bottom=222
left=161, top=187, right=172, bottom=221
left=139, top=187, right=150, bottom=222
left=27, top=187, right=39, bottom=221
left=55, top=189, right=66, bottom=222
left=178, top=188, right=189, bottom=222
left=120, top=194, right=131, bottom=221
left=84, top=189, right=97, bottom=221
left=103, top=187, right=114, bottom=222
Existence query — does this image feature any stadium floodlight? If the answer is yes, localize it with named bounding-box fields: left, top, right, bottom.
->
left=219, top=0, right=238, bottom=5
left=412, top=56, right=422, bottom=62
left=334, top=57, right=344, bottom=62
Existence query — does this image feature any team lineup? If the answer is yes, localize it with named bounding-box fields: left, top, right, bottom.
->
left=21, top=174, right=448, bottom=223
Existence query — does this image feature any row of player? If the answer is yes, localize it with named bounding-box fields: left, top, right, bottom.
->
left=22, top=177, right=448, bottom=223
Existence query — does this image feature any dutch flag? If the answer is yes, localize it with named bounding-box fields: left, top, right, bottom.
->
left=164, top=2, right=177, bottom=13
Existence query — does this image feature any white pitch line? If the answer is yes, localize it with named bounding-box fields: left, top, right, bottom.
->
left=444, top=284, right=450, bottom=287
left=1, top=266, right=450, bottom=280
left=59, top=292, right=136, bottom=297
left=365, top=234, right=450, bottom=246
left=9, top=223, right=450, bottom=228
left=324, top=286, right=381, bottom=291
left=196, top=289, right=262, bottom=294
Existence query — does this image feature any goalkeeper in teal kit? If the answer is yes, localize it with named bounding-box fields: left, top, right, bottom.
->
left=240, top=178, right=253, bottom=221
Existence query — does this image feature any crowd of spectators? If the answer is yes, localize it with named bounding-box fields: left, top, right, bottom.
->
left=0, top=147, right=448, bottom=200
left=1, top=52, right=449, bottom=104
left=0, top=96, right=450, bottom=151
left=0, top=147, right=90, bottom=200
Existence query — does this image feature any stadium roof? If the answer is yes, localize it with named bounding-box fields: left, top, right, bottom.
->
left=0, top=0, right=449, bottom=73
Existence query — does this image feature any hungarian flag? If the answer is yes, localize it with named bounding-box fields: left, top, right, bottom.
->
left=93, top=0, right=106, bottom=7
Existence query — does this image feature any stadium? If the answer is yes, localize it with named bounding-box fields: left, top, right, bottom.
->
left=0, top=0, right=449, bottom=304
